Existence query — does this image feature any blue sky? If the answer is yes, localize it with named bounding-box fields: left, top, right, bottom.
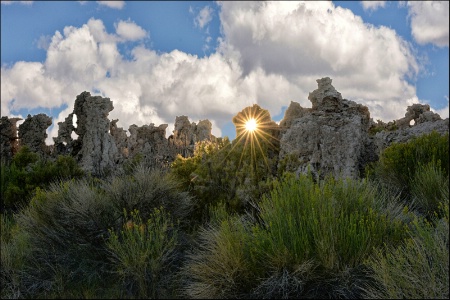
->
left=1, top=1, right=448, bottom=142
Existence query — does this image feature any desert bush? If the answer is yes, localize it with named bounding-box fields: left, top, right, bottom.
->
left=103, top=164, right=195, bottom=227
left=183, top=214, right=254, bottom=298
left=170, top=137, right=279, bottom=222
left=367, top=131, right=448, bottom=201
left=410, top=160, right=449, bottom=218
left=107, top=208, right=179, bottom=298
left=1, top=213, right=31, bottom=299
left=183, top=173, right=411, bottom=298
left=1, top=146, right=84, bottom=211
left=364, top=212, right=449, bottom=299
left=4, top=166, right=189, bottom=298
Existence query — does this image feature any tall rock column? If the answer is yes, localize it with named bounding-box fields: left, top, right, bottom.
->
left=18, top=114, right=52, bottom=157
left=72, top=91, right=119, bottom=175
left=0, top=116, right=22, bottom=163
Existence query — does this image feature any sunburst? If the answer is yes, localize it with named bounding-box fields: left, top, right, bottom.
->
left=229, top=105, right=281, bottom=179
left=245, top=118, right=258, bottom=133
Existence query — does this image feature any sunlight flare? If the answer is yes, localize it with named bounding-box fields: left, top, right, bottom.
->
left=245, top=118, right=258, bottom=133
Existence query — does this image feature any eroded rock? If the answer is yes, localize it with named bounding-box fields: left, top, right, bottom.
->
left=18, top=114, right=52, bottom=156
left=279, top=77, right=372, bottom=179
left=396, top=103, right=441, bottom=129
left=172, top=116, right=216, bottom=157
left=374, top=116, right=448, bottom=155
left=66, top=92, right=120, bottom=175
left=0, top=116, right=22, bottom=163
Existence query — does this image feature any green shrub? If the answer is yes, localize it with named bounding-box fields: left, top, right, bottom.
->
left=364, top=214, right=449, bottom=299
left=410, top=160, right=449, bottom=218
left=107, top=208, right=179, bottom=298
left=183, top=215, right=254, bottom=299
left=1, top=146, right=84, bottom=211
left=367, top=131, right=448, bottom=200
left=1, top=213, right=31, bottom=299
left=184, top=173, right=411, bottom=298
left=170, top=137, right=279, bottom=221
left=103, top=165, right=194, bottom=227
left=6, top=166, right=189, bottom=298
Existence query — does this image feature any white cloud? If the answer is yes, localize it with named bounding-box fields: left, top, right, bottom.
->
left=115, top=19, right=148, bottom=41
left=361, top=1, right=386, bottom=12
left=1, top=1, right=33, bottom=5
left=195, top=6, right=214, bottom=29
left=1, top=2, right=438, bottom=145
left=218, top=1, right=420, bottom=121
left=97, top=1, right=124, bottom=10
left=433, top=95, right=449, bottom=119
left=36, top=35, right=52, bottom=50
left=408, top=1, right=449, bottom=47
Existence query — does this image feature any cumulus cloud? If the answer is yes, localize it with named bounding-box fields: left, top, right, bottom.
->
left=361, top=1, right=386, bottom=12
left=195, top=6, right=214, bottom=29
left=408, top=1, right=449, bottom=47
left=36, top=35, right=52, bottom=50
left=97, top=1, right=124, bottom=10
left=115, top=19, right=148, bottom=41
left=217, top=1, right=421, bottom=121
left=1, top=1, right=33, bottom=5
left=433, top=95, right=449, bottom=119
left=1, top=2, right=436, bottom=145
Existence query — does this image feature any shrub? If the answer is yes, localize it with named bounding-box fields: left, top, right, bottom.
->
left=1, top=146, right=84, bottom=211
left=364, top=214, right=449, bottom=299
left=170, top=137, right=279, bottom=221
left=5, top=166, right=190, bottom=298
left=107, top=208, right=179, bottom=298
left=183, top=173, right=411, bottom=298
left=183, top=215, right=254, bottom=299
left=410, top=160, right=449, bottom=218
left=103, top=165, right=195, bottom=227
left=0, top=213, right=31, bottom=299
left=367, top=131, right=448, bottom=201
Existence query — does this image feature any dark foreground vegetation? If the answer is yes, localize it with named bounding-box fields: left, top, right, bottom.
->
left=1, top=131, right=448, bottom=299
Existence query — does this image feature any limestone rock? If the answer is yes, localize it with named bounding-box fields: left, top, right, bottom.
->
left=110, top=119, right=129, bottom=158
left=279, top=101, right=311, bottom=134
left=18, top=114, right=52, bottom=156
left=279, top=78, right=372, bottom=179
left=53, top=113, right=76, bottom=156
left=127, top=123, right=171, bottom=164
left=197, top=119, right=213, bottom=142
left=0, top=116, right=22, bottom=163
left=308, top=77, right=343, bottom=111
left=71, top=91, right=120, bottom=175
left=173, top=116, right=195, bottom=148
left=374, top=118, right=449, bottom=155
left=172, top=116, right=216, bottom=157
left=396, top=103, right=441, bottom=129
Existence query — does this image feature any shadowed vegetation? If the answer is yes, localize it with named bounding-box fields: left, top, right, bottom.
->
left=1, top=131, right=448, bottom=299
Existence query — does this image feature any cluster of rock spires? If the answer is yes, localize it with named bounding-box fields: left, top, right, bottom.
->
left=1, top=77, right=448, bottom=178
left=1, top=91, right=216, bottom=175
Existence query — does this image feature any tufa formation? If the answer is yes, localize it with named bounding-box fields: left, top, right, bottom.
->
left=1, top=78, right=448, bottom=178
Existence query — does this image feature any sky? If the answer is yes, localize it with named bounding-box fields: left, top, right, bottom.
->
left=1, top=1, right=449, bottom=143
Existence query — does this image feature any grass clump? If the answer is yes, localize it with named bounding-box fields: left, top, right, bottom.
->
left=183, top=173, right=411, bottom=298
left=1, top=166, right=190, bottom=298
left=367, top=131, right=448, bottom=199
left=364, top=213, right=449, bottom=299
left=1, top=146, right=84, bottom=211
left=410, top=160, right=449, bottom=218
left=107, top=208, right=179, bottom=298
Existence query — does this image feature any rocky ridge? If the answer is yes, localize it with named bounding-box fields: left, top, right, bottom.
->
left=1, top=78, right=448, bottom=178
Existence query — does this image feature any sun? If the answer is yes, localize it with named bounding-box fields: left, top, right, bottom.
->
left=245, top=118, right=258, bottom=132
